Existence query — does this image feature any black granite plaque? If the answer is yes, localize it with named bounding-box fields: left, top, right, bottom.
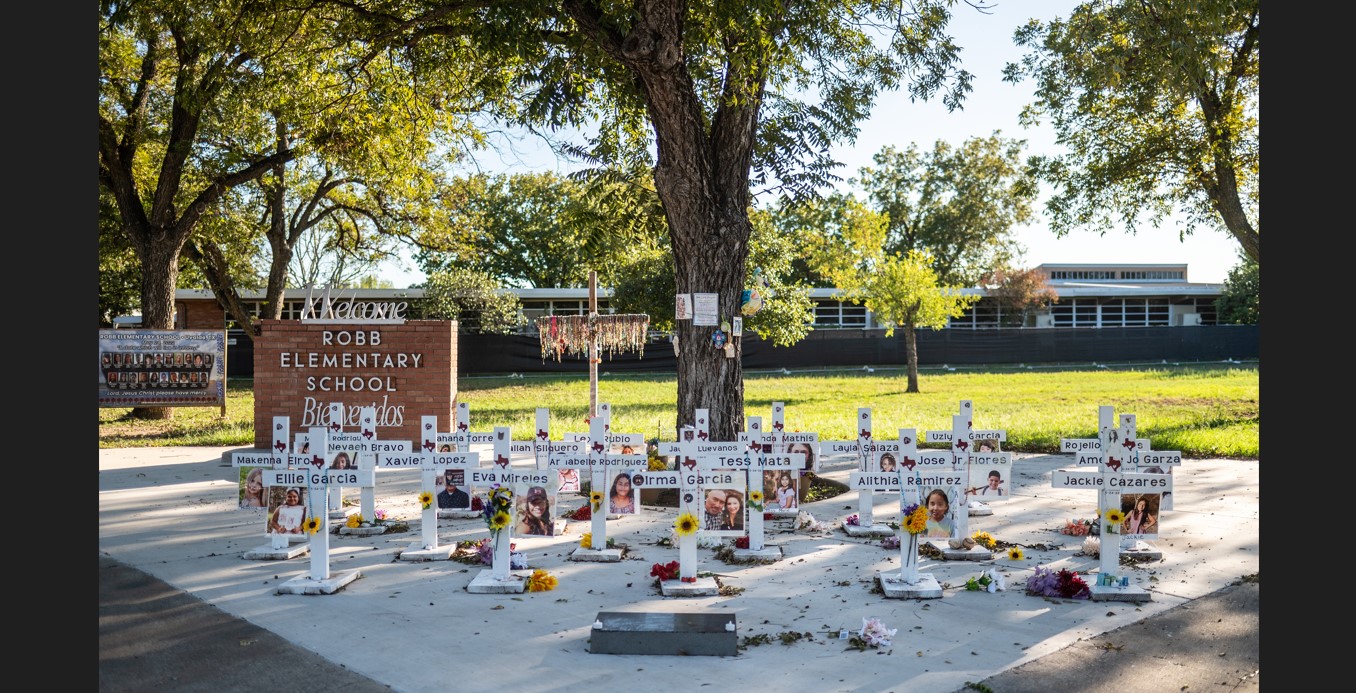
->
left=590, top=611, right=737, bottom=656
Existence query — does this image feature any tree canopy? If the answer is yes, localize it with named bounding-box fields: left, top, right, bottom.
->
left=347, top=0, right=982, bottom=439
left=1004, top=0, right=1259, bottom=264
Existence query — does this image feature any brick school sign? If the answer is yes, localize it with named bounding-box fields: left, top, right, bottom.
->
left=252, top=319, right=457, bottom=450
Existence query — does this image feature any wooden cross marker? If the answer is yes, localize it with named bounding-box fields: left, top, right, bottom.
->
left=733, top=415, right=799, bottom=559
left=270, top=425, right=371, bottom=594
left=765, top=401, right=817, bottom=512
left=1050, top=405, right=1169, bottom=602
left=824, top=408, right=894, bottom=537
left=536, top=270, right=649, bottom=418
left=466, top=427, right=554, bottom=593
left=564, top=403, right=645, bottom=560
left=236, top=416, right=311, bottom=559
left=878, top=427, right=943, bottom=599
left=648, top=411, right=723, bottom=595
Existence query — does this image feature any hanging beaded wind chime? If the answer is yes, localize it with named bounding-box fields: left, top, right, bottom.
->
left=537, top=313, right=651, bottom=363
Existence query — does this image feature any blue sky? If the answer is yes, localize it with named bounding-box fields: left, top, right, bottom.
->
left=380, top=0, right=1244, bottom=287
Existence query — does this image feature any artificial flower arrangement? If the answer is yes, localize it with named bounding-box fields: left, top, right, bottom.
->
left=650, top=560, right=680, bottom=582
left=733, top=536, right=750, bottom=549
left=1025, top=565, right=1091, bottom=599
left=965, top=568, right=1008, bottom=593
left=647, top=440, right=669, bottom=471
left=748, top=490, right=765, bottom=512
left=879, top=535, right=901, bottom=550
left=483, top=486, right=513, bottom=540
left=473, top=537, right=528, bottom=568
left=901, top=503, right=928, bottom=536
left=1060, top=518, right=1097, bottom=536
left=527, top=569, right=558, bottom=592
left=843, top=513, right=860, bottom=527
left=849, top=617, right=897, bottom=650
left=1103, top=507, right=1125, bottom=533
left=674, top=512, right=699, bottom=537
left=971, top=530, right=997, bottom=550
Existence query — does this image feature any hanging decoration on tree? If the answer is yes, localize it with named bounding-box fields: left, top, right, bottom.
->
left=741, top=270, right=773, bottom=316
left=537, top=313, right=650, bottom=363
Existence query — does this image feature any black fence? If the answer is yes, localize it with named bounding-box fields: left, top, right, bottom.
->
left=225, top=325, right=1257, bottom=378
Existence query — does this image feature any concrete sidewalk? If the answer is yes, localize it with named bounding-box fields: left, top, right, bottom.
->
left=99, top=446, right=1259, bottom=692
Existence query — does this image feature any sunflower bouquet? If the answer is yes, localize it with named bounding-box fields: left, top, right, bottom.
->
left=901, top=503, right=928, bottom=535
left=483, top=486, right=514, bottom=541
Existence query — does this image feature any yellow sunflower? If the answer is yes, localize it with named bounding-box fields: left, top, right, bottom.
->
left=1104, top=508, right=1125, bottom=525
left=674, top=512, right=699, bottom=537
left=589, top=490, right=604, bottom=511
left=749, top=490, right=764, bottom=503
left=972, top=530, right=995, bottom=549
left=1007, top=546, right=1024, bottom=560
left=303, top=516, right=322, bottom=535
left=419, top=491, right=433, bottom=509
left=904, top=506, right=928, bottom=535
left=490, top=511, right=511, bottom=530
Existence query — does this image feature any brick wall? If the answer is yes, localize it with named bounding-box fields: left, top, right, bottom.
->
left=253, top=320, right=457, bottom=449
left=176, top=298, right=228, bottom=330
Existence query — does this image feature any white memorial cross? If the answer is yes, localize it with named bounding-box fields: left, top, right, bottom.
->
left=579, top=407, right=647, bottom=546
left=652, top=410, right=727, bottom=586
left=1051, top=406, right=1171, bottom=601
left=767, top=401, right=818, bottom=513
left=266, top=426, right=373, bottom=587
left=232, top=416, right=295, bottom=553
left=924, top=400, right=1008, bottom=517
left=1110, top=414, right=1179, bottom=555
left=876, top=427, right=942, bottom=598
left=375, top=415, right=471, bottom=554
left=325, top=404, right=389, bottom=522
left=468, top=427, right=555, bottom=583
left=433, top=402, right=495, bottom=517
left=735, top=416, right=800, bottom=553
left=824, top=408, right=894, bottom=535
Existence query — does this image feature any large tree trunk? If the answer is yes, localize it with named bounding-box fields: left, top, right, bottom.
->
left=564, top=0, right=766, bottom=440
left=132, top=226, right=187, bottom=420
left=903, top=321, right=921, bottom=393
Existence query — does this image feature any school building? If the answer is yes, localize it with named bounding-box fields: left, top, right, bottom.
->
left=170, top=263, right=1256, bottom=376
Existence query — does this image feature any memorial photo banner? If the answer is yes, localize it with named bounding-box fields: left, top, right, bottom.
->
left=97, top=329, right=226, bottom=408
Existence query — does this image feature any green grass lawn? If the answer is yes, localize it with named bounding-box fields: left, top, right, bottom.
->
left=98, top=362, right=1258, bottom=458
